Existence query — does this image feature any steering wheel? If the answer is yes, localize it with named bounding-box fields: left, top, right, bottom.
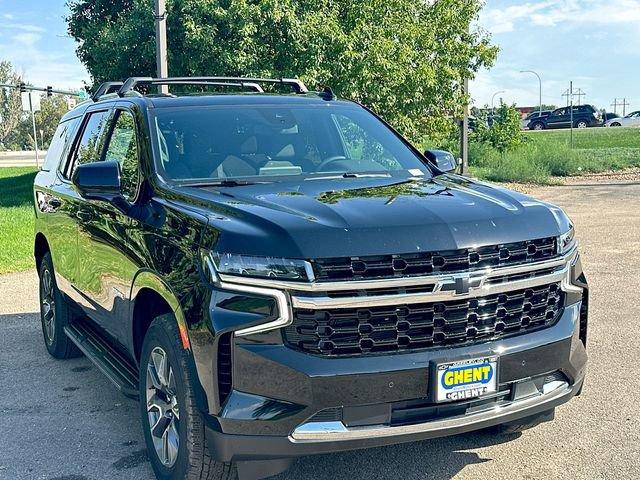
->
left=317, top=155, right=348, bottom=172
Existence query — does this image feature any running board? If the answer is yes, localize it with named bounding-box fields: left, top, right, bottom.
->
left=65, top=321, right=139, bottom=399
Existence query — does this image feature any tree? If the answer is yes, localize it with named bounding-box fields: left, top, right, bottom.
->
left=473, top=102, right=524, bottom=154
left=0, top=61, right=24, bottom=150
left=67, top=0, right=497, bottom=144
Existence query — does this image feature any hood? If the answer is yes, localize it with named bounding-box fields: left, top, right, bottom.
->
left=180, top=175, right=571, bottom=258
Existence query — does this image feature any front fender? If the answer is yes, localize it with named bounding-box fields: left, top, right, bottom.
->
left=129, top=269, right=191, bottom=350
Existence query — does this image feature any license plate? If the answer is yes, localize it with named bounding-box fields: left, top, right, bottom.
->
left=435, top=356, right=498, bottom=403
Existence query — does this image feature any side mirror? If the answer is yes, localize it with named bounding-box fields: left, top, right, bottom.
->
left=424, top=149, right=457, bottom=173
left=72, top=160, right=122, bottom=200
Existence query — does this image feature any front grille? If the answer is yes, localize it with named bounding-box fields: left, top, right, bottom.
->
left=284, top=283, right=564, bottom=356
left=311, top=237, right=557, bottom=282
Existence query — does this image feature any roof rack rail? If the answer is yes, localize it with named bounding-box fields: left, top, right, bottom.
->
left=117, top=76, right=308, bottom=97
left=92, top=81, right=124, bottom=102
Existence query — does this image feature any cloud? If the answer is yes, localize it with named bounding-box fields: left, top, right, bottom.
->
left=483, top=0, right=640, bottom=33
left=13, top=32, right=42, bottom=46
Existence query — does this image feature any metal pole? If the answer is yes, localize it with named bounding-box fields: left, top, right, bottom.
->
left=520, top=70, right=542, bottom=116
left=569, top=81, right=574, bottom=149
left=460, top=77, right=469, bottom=175
left=491, top=90, right=505, bottom=115
left=29, top=92, right=40, bottom=168
left=155, top=0, right=169, bottom=94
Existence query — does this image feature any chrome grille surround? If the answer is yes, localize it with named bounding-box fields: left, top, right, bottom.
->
left=216, top=245, right=579, bottom=340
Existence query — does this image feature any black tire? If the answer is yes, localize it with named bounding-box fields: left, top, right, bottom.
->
left=610, top=122, right=621, bottom=127
left=38, top=252, right=81, bottom=359
left=575, top=120, right=588, bottom=129
left=490, top=408, right=555, bottom=434
left=139, top=314, right=236, bottom=480
left=530, top=122, right=544, bottom=131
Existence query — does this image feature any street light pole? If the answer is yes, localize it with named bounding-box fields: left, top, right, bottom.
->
left=491, top=90, right=505, bottom=115
left=154, top=0, right=169, bottom=94
left=520, top=70, right=542, bottom=116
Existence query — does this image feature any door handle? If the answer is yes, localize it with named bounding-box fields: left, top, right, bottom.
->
left=76, top=210, right=94, bottom=222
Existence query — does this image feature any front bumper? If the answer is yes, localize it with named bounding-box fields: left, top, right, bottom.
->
left=205, top=300, right=586, bottom=462
left=191, top=248, right=588, bottom=464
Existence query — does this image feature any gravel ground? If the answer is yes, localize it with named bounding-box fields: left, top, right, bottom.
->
left=1, top=180, right=639, bottom=480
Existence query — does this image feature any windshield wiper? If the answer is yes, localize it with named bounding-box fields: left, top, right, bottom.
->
left=307, top=172, right=391, bottom=181
left=182, top=179, right=268, bottom=187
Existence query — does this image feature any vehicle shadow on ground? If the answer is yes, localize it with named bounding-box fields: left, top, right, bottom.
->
left=0, top=311, right=519, bottom=480
left=279, top=431, right=521, bottom=480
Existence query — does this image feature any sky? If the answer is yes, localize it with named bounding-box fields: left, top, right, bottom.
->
left=1, top=0, right=639, bottom=113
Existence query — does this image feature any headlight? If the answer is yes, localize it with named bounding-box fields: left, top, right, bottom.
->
left=558, top=225, right=577, bottom=254
left=211, top=253, right=314, bottom=281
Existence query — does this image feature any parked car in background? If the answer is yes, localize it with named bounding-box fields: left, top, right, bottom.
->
left=605, top=111, right=640, bottom=127
left=529, top=105, right=601, bottom=130
left=521, top=110, right=551, bottom=129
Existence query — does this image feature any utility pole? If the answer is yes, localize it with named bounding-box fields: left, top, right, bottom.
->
left=569, top=81, right=574, bottom=149
left=573, top=88, right=586, bottom=105
left=460, top=77, right=469, bottom=175
left=562, top=89, right=570, bottom=107
left=154, top=0, right=169, bottom=94
left=611, top=98, right=630, bottom=115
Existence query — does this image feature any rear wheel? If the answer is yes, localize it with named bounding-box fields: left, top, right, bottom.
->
left=530, top=122, right=544, bottom=130
left=38, top=252, right=81, bottom=359
left=139, top=314, right=236, bottom=480
left=576, top=120, right=588, bottom=128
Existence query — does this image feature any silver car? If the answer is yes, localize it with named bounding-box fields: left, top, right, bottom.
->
left=605, top=111, right=640, bottom=127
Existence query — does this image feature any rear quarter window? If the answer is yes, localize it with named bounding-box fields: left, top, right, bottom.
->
left=41, top=117, right=80, bottom=172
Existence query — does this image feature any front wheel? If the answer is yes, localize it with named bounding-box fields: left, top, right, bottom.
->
left=139, top=314, right=236, bottom=480
left=610, top=122, right=621, bottom=127
left=38, top=252, right=81, bottom=359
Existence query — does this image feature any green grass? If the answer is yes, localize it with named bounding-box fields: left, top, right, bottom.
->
left=470, top=127, right=640, bottom=183
left=0, top=167, right=37, bottom=274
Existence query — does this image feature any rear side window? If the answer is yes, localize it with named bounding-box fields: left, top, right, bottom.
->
left=65, top=110, right=112, bottom=177
left=41, top=118, right=80, bottom=172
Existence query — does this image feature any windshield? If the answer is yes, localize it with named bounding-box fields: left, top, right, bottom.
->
left=151, top=103, right=432, bottom=184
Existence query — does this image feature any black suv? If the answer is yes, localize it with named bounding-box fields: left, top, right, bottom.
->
left=529, top=104, right=601, bottom=130
left=33, top=77, right=588, bottom=480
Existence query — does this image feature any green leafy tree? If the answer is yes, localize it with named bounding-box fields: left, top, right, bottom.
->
left=66, top=0, right=497, bottom=144
left=0, top=61, right=24, bottom=150
left=473, top=102, right=524, bottom=155
left=13, top=94, right=72, bottom=150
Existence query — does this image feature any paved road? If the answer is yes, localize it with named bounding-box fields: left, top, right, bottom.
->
left=0, top=151, right=44, bottom=168
left=2, top=181, right=639, bottom=480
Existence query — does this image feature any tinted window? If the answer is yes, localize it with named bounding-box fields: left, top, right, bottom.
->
left=69, top=110, right=111, bottom=176
left=104, top=110, right=139, bottom=199
left=42, top=117, right=80, bottom=172
left=152, top=105, right=430, bottom=182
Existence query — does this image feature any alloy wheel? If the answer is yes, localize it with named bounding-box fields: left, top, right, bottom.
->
left=577, top=121, right=588, bottom=128
left=40, top=269, right=56, bottom=345
left=146, top=347, right=180, bottom=467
